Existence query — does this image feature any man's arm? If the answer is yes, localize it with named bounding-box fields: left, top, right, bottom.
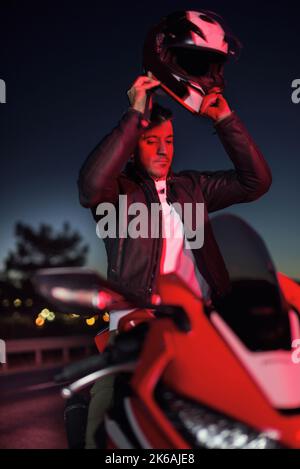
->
left=198, top=111, right=272, bottom=213
left=78, top=109, right=143, bottom=208
left=77, top=74, right=160, bottom=208
left=194, top=89, right=272, bottom=213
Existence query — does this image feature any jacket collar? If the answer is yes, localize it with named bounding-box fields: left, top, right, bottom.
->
left=124, top=160, right=175, bottom=185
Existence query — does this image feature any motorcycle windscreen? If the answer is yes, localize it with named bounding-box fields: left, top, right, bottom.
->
left=210, top=214, right=291, bottom=352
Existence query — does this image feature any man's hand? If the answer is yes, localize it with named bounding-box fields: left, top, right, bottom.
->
left=199, top=87, right=232, bottom=123
left=127, top=72, right=160, bottom=114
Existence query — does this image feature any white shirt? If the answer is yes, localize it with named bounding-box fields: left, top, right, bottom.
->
left=155, top=179, right=210, bottom=299
left=109, top=178, right=210, bottom=330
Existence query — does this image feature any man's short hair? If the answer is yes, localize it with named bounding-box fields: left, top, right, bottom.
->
left=131, top=102, right=173, bottom=164
left=148, top=103, right=173, bottom=128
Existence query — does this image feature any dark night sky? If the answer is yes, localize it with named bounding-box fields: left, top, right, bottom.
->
left=1, top=0, right=299, bottom=278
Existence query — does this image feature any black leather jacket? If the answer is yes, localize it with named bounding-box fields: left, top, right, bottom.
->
left=77, top=108, right=272, bottom=303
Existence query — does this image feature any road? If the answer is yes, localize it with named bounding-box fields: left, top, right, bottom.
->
left=0, top=367, right=68, bottom=449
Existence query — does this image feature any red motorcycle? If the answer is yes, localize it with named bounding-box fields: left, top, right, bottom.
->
left=33, top=214, right=300, bottom=449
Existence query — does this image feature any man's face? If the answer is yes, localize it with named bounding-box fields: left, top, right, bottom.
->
left=137, top=120, right=174, bottom=180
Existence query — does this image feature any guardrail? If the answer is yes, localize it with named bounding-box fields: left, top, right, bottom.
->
left=1, top=335, right=95, bottom=372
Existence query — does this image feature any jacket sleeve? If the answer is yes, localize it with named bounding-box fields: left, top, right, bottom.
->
left=197, top=112, right=272, bottom=213
left=77, top=108, right=144, bottom=208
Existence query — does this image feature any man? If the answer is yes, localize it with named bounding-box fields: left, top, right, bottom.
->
left=77, top=74, right=272, bottom=447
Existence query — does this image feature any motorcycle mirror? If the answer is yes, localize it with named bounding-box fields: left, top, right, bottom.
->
left=31, top=267, right=151, bottom=316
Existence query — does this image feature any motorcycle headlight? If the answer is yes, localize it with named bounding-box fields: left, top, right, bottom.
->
left=157, top=387, right=284, bottom=449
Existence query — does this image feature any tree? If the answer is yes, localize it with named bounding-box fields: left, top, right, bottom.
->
left=4, top=221, right=89, bottom=278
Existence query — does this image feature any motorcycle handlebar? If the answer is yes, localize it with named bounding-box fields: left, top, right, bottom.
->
left=54, top=353, right=109, bottom=383
left=55, top=321, right=151, bottom=384
left=54, top=305, right=193, bottom=384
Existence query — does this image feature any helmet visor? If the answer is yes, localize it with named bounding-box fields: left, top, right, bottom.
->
left=166, top=46, right=226, bottom=79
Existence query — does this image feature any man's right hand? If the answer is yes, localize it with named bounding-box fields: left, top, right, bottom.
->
left=127, top=72, right=160, bottom=114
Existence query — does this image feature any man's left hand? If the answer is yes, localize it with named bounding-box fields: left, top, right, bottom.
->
left=199, top=87, right=232, bottom=123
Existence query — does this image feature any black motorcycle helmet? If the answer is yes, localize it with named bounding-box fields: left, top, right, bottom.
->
left=143, top=10, right=241, bottom=114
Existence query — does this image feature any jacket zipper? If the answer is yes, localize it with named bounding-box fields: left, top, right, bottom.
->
left=139, top=180, right=163, bottom=297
